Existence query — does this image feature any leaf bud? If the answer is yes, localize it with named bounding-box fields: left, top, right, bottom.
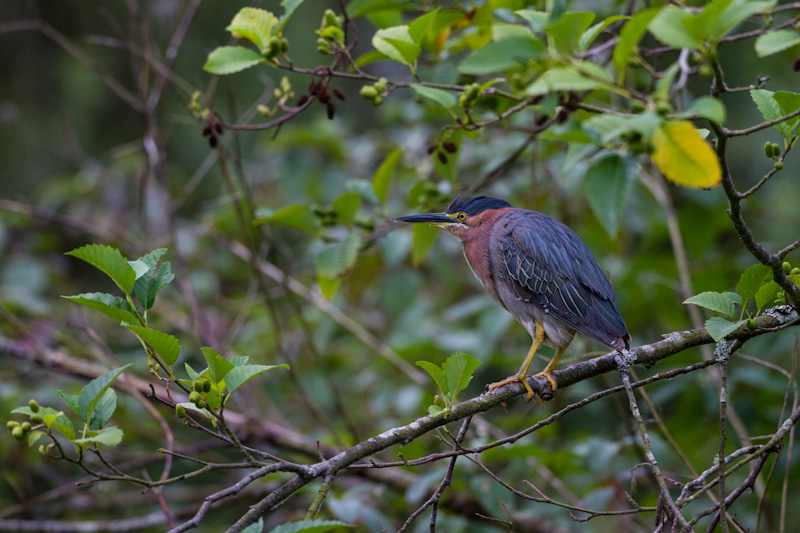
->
left=202, top=124, right=212, bottom=137
left=426, top=145, right=437, bottom=155
left=176, top=404, right=186, bottom=419
left=437, top=151, right=448, bottom=164
left=774, top=161, right=783, bottom=170
left=442, top=141, right=457, bottom=154
left=7, top=421, right=20, bottom=430
left=20, top=422, right=31, bottom=433
left=372, top=95, right=383, bottom=106
left=195, top=399, right=206, bottom=409
left=764, top=141, right=774, bottom=158
left=433, top=395, right=441, bottom=406
left=783, top=262, right=792, bottom=274
left=296, top=94, right=309, bottom=106
left=746, top=318, right=758, bottom=331
left=30, top=414, right=43, bottom=425
left=209, top=136, right=218, bottom=148
left=188, top=391, right=201, bottom=403
left=326, top=101, right=336, bottom=120
left=360, top=85, right=378, bottom=99
left=333, top=88, right=345, bottom=100
left=29, top=399, right=40, bottom=413
left=12, top=426, right=24, bottom=441
left=203, top=380, right=212, bottom=393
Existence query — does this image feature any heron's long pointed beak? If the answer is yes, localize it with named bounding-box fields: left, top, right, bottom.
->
left=392, top=213, right=453, bottom=225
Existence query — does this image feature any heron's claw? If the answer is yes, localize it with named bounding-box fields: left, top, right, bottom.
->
left=488, top=374, right=535, bottom=400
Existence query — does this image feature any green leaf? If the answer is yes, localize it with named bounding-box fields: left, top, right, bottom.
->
left=680, top=96, right=726, bottom=124
left=408, top=8, right=439, bottom=44
left=345, top=178, right=381, bottom=204
left=204, top=46, right=263, bottom=75
left=28, top=430, right=45, bottom=447
left=705, top=317, right=747, bottom=342
left=458, top=36, right=543, bottom=75
left=648, top=7, right=701, bottom=50
left=226, top=7, right=278, bottom=53
left=683, top=291, right=736, bottom=316
left=755, top=280, right=781, bottom=310
left=65, top=244, right=136, bottom=294
left=268, top=519, right=351, bottom=533
left=416, top=360, right=449, bottom=397
left=411, top=224, right=439, bottom=266
left=317, top=276, right=342, bottom=300
left=125, top=326, right=180, bottom=365
left=525, top=62, right=612, bottom=96
left=278, top=0, right=306, bottom=31
left=586, top=154, right=637, bottom=237
left=202, top=347, right=235, bottom=384
left=333, top=193, right=361, bottom=226
left=706, top=0, right=774, bottom=41
left=583, top=111, right=661, bottom=144
left=63, top=293, right=139, bottom=324
left=411, top=85, right=456, bottom=108
left=58, top=390, right=80, bottom=414
left=241, top=519, right=264, bottom=533
left=134, top=261, right=174, bottom=310
left=372, top=26, right=420, bottom=65
left=78, top=365, right=131, bottom=424
left=723, top=291, right=743, bottom=304
left=185, top=363, right=201, bottom=382
left=73, top=426, right=124, bottom=448
left=254, top=204, right=319, bottom=233
left=443, top=352, right=481, bottom=401
left=751, top=89, right=795, bottom=138
left=373, top=149, right=402, bottom=203
left=579, top=16, right=628, bottom=51
left=230, top=356, right=250, bottom=367
left=651, top=120, right=721, bottom=188
left=89, top=389, right=116, bottom=430
left=773, top=91, right=800, bottom=138
left=755, top=29, right=800, bottom=58
left=128, top=248, right=167, bottom=280
left=224, top=364, right=289, bottom=397
left=545, top=12, right=595, bottom=53
left=315, top=233, right=360, bottom=279
left=737, top=264, right=772, bottom=306
left=515, top=10, right=549, bottom=32
left=15, top=406, right=75, bottom=440
left=612, top=8, right=659, bottom=79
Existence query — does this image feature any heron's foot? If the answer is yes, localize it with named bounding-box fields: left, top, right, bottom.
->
left=488, top=374, right=535, bottom=400
left=533, top=369, right=557, bottom=401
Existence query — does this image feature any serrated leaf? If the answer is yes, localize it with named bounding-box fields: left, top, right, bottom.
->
left=755, top=280, right=781, bottom=310
left=253, top=203, right=319, bottom=234
left=705, top=317, right=747, bottom=341
left=412, top=224, right=439, bottom=266
left=416, top=360, right=449, bottom=397
left=63, top=293, right=139, bottom=324
left=683, top=291, right=736, bottom=316
left=755, top=29, right=800, bottom=58
left=545, top=12, right=595, bottom=53
left=89, top=389, right=116, bottom=430
left=78, top=365, right=131, bottom=424
left=680, top=96, right=726, bottom=124
left=134, top=261, right=174, bottom=310
left=128, top=248, right=167, bottom=281
left=458, top=36, right=543, bottom=75
left=709, top=0, right=775, bottom=40
left=268, top=519, right=351, bottom=533
left=65, top=244, right=136, bottom=294
left=278, top=0, right=306, bottom=30
left=738, top=263, right=772, bottom=306
left=651, top=120, right=721, bottom=188
left=202, top=347, right=235, bottom=384
left=373, top=149, right=401, bottom=203
left=586, top=154, right=637, bottom=237
left=773, top=91, right=800, bottom=138
left=372, top=26, right=419, bottom=65
left=648, top=7, right=701, bottom=50
left=411, top=85, right=456, bottom=108
left=751, top=89, right=794, bottom=138
left=580, top=15, right=628, bottom=51
left=224, top=364, right=289, bottom=397
left=722, top=291, right=742, bottom=304
left=443, top=352, right=481, bottom=401
left=612, top=8, right=659, bottom=80
left=230, top=356, right=250, bottom=367
left=226, top=7, right=278, bottom=53
left=204, top=46, right=263, bottom=75
left=58, top=390, right=80, bottom=414
left=125, top=326, right=180, bottom=365
left=73, top=426, right=123, bottom=448
left=315, top=233, right=360, bottom=279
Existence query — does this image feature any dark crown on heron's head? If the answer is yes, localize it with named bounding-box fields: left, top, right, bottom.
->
left=446, top=195, right=512, bottom=217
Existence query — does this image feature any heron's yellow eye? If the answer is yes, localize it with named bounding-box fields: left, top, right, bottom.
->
left=457, top=212, right=467, bottom=221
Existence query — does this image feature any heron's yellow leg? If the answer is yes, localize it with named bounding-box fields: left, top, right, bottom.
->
left=489, top=320, right=545, bottom=399
left=534, top=344, right=568, bottom=393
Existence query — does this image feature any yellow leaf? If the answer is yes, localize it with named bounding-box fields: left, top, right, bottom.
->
left=651, top=120, right=721, bottom=188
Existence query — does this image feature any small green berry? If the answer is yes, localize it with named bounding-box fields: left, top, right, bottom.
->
left=12, top=426, right=25, bottom=441
left=764, top=141, right=775, bottom=158
left=774, top=161, right=784, bottom=170
left=203, top=380, right=212, bottom=393
left=317, top=37, right=332, bottom=55
left=195, top=399, right=206, bottom=409
left=747, top=318, right=758, bottom=331
left=360, top=86, right=378, bottom=99
left=29, top=399, right=40, bottom=413
left=655, top=100, right=671, bottom=115
left=257, top=104, right=271, bottom=116
left=699, top=65, right=712, bottom=77
left=324, top=9, right=341, bottom=29
left=188, top=391, right=201, bottom=403
left=30, top=414, right=43, bottom=425
left=20, top=422, right=31, bottom=433
left=193, top=381, right=204, bottom=393
left=372, top=96, right=383, bottom=106
left=375, top=77, right=387, bottom=92
left=176, top=404, right=186, bottom=419
left=7, top=421, right=20, bottom=430
left=772, top=142, right=781, bottom=155
left=783, top=262, right=792, bottom=274
left=631, top=100, right=647, bottom=113
left=791, top=267, right=800, bottom=276
left=279, top=38, right=289, bottom=53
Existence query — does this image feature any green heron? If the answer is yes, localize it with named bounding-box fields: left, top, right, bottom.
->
left=394, top=195, right=630, bottom=400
